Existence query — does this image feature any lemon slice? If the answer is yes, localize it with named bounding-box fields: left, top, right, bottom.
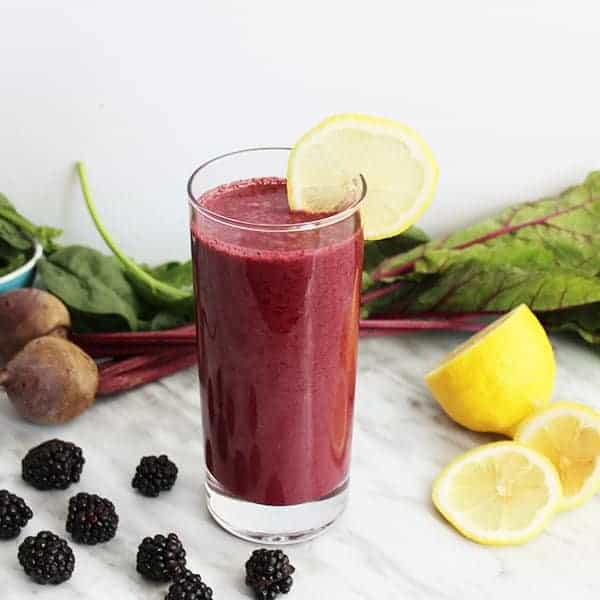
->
left=515, top=402, right=600, bottom=510
left=432, top=442, right=561, bottom=545
left=425, top=305, right=555, bottom=435
left=287, top=113, right=439, bottom=240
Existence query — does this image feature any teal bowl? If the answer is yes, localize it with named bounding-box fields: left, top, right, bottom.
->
left=0, top=242, right=43, bottom=293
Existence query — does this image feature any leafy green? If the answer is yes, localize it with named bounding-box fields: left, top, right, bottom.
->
left=77, top=162, right=193, bottom=308
left=0, top=204, right=62, bottom=253
left=363, top=226, right=428, bottom=288
left=38, top=245, right=195, bottom=333
left=540, top=304, right=600, bottom=344
left=0, top=192, right=62, bottom=276
left=38, top=246, right=142, bottom=331
left=0, top=193, right=15, bottom=211
left=362, top=172, right=600, bottom=346
left=144, top=309, right=191, bottom=331
left=372, top=171, right=600, bottom=283
left=27, top=164, right=196, bottom=333
left=0, top=241, right=29, bottom=276
left=0, top=218, right=33, bottom=251
left=364, top=226, right=429, bottom=272
left=143, top=260, right=194, bottom=293
left=368, top=261, right=600, bottom=315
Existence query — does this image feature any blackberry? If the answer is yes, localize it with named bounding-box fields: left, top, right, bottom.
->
left=18, top=530, right=75, bottom=585
left=22, top=439, right=85, bottom=491
left=66, top=492, right=119, bottom=545
left=132, top=455, right=178, bottom=497
left=136, top=533, right=187, bottom=582
left=0, top=489, right=33, bottom=539
left=165, top=569, right=213, bottom=599
left=245, top=549, right=295, bottom=599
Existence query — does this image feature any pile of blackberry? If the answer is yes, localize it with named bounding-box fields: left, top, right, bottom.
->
left=6, top=438, right=301, bottom=597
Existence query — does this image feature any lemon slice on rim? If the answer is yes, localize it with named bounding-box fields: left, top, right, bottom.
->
left=515, top=402, right=600, bottom=510
left=432, top=442, right=562, bottom=545
left=287, top=113, right=439, bottom=240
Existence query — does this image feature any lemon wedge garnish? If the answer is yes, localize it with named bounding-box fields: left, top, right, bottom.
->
left=287, top=113, right=438, bottom=240
left=433, top=442, right=561, bottom=545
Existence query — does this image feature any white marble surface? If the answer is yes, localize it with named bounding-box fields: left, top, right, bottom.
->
left=2, top=332, right=600, bottom=599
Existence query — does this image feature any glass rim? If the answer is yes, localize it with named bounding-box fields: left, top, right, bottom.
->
left=187, top=147, right=366, bottom=233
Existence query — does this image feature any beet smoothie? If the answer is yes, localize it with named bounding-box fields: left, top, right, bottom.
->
left=191, top=177, right=363, bottom=506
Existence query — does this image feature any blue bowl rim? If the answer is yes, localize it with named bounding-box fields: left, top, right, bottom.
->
left=0, top=240, right=43, bottom=285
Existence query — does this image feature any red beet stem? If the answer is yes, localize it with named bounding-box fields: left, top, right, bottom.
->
left=80, top=342, right=196, bottom=358
left=98, top=350, right=181, bottom=379
left=397, top=311, right=498, bottom=320
left=97, top=350, right=198, bottom=396
left=359, top=318, right=484, bottom=332
left=79, top=310, right=494, bottom=396
left=359, top=328, right=411, bottom=338
left=71, top=324, right=196, bottom=346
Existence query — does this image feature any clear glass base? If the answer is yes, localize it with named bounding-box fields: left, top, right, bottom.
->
left=205, top=472, right=349, bottom=544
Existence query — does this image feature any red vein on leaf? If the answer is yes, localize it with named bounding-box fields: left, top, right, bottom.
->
left=361, top=281, right=405, bottom=305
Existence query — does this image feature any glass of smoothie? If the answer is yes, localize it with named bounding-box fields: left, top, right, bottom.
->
left=187, top=148, right=365, bottom=543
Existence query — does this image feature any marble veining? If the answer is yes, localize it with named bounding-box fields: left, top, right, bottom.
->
left=2, top=332, right=600, bottom=599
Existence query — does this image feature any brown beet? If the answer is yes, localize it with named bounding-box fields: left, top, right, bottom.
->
left=0, top=336, right=98, bottom=424
left=0, top=289, right=71, bottom=363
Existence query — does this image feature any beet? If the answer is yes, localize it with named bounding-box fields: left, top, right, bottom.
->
left=0, top=289, right=71, bottom=363
left=0, top=336, right=98, bottom=424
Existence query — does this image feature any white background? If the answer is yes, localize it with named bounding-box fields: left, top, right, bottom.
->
left=1, top=0, right=599, bottom=263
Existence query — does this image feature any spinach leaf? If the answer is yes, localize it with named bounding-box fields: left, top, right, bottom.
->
left=0, top=241, right=29, bottom=276
left=38, top=246, right=142, bottom=331
left=0, top=217, right=33, bottom=251
left=143, top=260, right=194, bottom=293
left=77, top=162, right=193, bottom=308
left=143, top=309, right=191, bottom=331
left=37, top=245, right=196, bottom=333
left=0, top=192, right=62, bottom=253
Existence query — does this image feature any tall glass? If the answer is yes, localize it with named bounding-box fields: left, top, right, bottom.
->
left=188, top=148, right=365, bottom=543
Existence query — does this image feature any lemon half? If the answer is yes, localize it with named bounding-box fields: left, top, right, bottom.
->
left=287, top=113, right=439, bottom=240
left=433, top=442, right=562, bottom=545
left=515, top=402, right=600, bottom=510
left=425, top=305, right=555, bottom=435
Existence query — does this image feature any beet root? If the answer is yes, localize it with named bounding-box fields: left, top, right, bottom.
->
left=0, top=336, right=98, bottom=425
left=0, top=289, right=71, bottom=363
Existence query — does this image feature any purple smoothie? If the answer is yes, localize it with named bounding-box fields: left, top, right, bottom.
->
left=191, top=177, right=363, bottom=506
